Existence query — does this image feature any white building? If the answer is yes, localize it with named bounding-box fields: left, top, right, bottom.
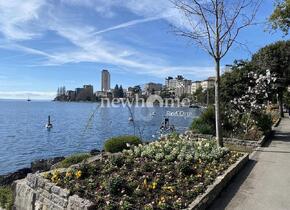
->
left=201, top=77, right=215, bottom=90
left=165, top=75, right=192, bottom=97
left=191, top=81, right=202, bottom=93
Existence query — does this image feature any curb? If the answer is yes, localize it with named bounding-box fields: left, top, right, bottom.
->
left=185, top=153, right=249, bottom=210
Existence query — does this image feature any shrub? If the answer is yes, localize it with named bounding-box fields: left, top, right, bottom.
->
left=104, top=136, right=142, bottom=153
left=0, top=187, right=13, bottom=210
left=191, top=106, right=215, bottom=135
left=256, top=113, right=272, bottom=134
left=56, top=153, right=91, bottom=168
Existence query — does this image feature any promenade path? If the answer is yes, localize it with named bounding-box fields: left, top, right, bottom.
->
left=209, top=116, right=290, bottom=210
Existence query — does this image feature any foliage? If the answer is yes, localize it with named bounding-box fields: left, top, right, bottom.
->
left=0, top=187, right=13, bottom=210
left=252, top=40, right=290, bottom=82
left=125, top=135, right=228, bottom=163
left=104, top=136, right=142, bottom=153
left=269, top=0, right=290, bottom=35
left=220, top=60, right=254, bottom=103
left=256, top=113, right=273, bottom=133
left=113, top=84, right=124, bottom=98
left=132, top=86, right=142, bottom=94
left=108, top=176, right=131, bottom=196
left=225, top=70, right=276, bottom=139
left=191, top=106, right=215, bottom=135
left=193, top=87, right=214, bottom=105
left=43, top=136, right=243, bottom=210
left=56, top=153, right=91, bottom=168
left=178, top=161, right=195, bottom=175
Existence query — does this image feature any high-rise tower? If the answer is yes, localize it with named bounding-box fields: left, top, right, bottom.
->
left=101, top=70, right=110, bottom=92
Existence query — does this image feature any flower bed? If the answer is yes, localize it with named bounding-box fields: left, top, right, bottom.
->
left=43, top=136, right=244, bottom=210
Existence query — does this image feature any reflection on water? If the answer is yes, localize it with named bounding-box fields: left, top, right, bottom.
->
left=0, top=100, right=201, bottom=174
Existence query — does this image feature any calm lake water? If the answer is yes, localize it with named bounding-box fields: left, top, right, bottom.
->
left=0, top=100, right=201, bottom=174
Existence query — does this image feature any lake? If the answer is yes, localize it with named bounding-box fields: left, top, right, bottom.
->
left=0, top=100, right=201, bottom=174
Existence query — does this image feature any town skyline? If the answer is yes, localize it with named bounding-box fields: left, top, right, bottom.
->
left=54, top=69, right=216, bottom=102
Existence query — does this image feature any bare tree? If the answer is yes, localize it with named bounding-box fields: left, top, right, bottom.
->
left=172, top=0, right=262, bottom=146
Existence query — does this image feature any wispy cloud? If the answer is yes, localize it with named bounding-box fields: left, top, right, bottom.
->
left=93, top=16, right=166, bottom=35
left=0, top=0, right=46, bottom=40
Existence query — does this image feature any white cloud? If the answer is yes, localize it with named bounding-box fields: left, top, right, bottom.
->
left=0, top=91, right=55, bottom=100
left=0, top=0, right=213, bottom=80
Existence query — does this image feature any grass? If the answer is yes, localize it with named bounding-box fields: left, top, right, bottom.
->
left=55, top=153, right=91, bottom=168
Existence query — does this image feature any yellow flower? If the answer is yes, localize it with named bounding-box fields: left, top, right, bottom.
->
left=75, top=170, right=82, bottom=179
left=143, top=179, right=147, bottom=187
left=151, top=182, right=157, bottom=190
left=158, top=196, right=166, bottom=205
left=163, top=186, right=174, bottom=192
left=51, top=170, right=60, bottom=183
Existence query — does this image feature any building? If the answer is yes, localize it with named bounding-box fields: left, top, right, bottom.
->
left=66, top=90, right=76, bottom=101
left=191, top=81, right=202, bottom=93
left=126, top=87, right=134, bottom=98
left=165, top=77, right=173, bottom=87
left=165, top=77, right=177, bottom=91
left=201, top=77, right=215, bottom=90
left=83, top=85, right=94, bottom=101
left=75, top=85, right=94, bottom=101
left=101, top=70, right=110, bottom=92
left=165, top=75, right=192, bottom=97
left=75, top=87, right=84, bottom=96
left=175, top=79, right=192, bottom=97
left=144, top=82, right=163, bottom=95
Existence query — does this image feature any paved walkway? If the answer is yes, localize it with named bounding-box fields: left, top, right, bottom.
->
left=209, top=116, right=290, bottom=210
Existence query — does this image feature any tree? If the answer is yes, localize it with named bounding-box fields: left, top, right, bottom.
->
left=133, top=85, right=142, bottom=95
left=119, top=85, right=124, bottom=98
left=57, top=87, right=60, bottom=97
left=220, top=60, right=254, bottom=103
left=194, top=86, right=205, bottom=104
left=269, top=0, right=290, bottom=35
left=172, top=0, right=261, bottom=146
left=113, top=84, right=119, bottom=98
left=251, top=40, right=290, bottom=117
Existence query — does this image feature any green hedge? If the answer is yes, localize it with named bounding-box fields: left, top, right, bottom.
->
left=104, top=136, right=142, bottom=153
left=0, top=187, right=13, bottom=210
left=56, top=153, right=91, bottom=168
left=256, top=113, right=273, bottom=133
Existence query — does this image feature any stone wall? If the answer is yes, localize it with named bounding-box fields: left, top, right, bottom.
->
left=13, top=173, right=96, bottom=210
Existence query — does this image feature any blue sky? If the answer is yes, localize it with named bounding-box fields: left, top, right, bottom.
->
left=0, top=0, right=288, bottom=99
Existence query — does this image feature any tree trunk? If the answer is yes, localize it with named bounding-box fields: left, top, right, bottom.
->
left=215, top=59, right=223, bottom=147
left=278, top=90, right=284, bottom=118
